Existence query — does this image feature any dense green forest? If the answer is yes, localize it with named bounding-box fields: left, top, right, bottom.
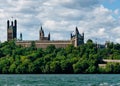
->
left=1, top=39, right=120, bottom=74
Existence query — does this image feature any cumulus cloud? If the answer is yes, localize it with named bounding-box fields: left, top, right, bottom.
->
left=0, top=0, right=120, bottom=44
left=114, top=9, right=119, bottom=15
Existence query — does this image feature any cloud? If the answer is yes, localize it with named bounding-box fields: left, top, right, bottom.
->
left=114, top=9, right=119, bottom=15
left=49, top=0, right=99, bottom=10
left=0, top=0, right=120, bottom=44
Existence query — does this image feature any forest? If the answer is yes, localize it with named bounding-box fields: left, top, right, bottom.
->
left=0, top=39, right=120, bottom=74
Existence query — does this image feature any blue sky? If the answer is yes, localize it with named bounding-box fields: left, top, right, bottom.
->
left=101, top=0, right=120, bottom=10
left=0, top=0, right=120, bottom=44
left=101, top=0, right=120, bottom=18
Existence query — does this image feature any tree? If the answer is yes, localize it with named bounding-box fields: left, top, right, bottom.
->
left=0, top=58, right=10, bottom=73
left=86, top=39, right=93, bottom=44
left=50, top=61, right=61, bottom=73
left=86, top=65, right=97, bottom=73
left=65, top=45, right=74, bottom=54
left=9, top=63, right=16, bottom=73
left=30, top=41, right=36, bottom=50
left=73, top=60, right=89, bottom=73
left=61, top=60, right=73, bottom=73
left=45, top=45, right=56, bottom=54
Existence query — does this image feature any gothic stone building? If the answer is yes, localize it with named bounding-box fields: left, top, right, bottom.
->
left=7, top=20, right=17, bottom=41
left=7, top=19, right=84, bottom=48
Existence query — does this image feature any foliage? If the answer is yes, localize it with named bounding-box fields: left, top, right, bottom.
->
left=0, top=40, right=120, bottom=74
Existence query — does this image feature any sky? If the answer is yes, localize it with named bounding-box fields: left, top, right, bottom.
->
left=0, top=0, right=120, bottom=44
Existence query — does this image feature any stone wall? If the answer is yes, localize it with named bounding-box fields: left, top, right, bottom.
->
left=16, top=40, right=73, bottom=48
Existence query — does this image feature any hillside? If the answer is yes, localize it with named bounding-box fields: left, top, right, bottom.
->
left=0, top=40, right=120, bottom=74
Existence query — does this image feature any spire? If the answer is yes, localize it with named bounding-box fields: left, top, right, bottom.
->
left=14, top=19, right=17, bottom=27
left=7, top=20, right=9, bottom=29
left=75, top=26, right=79, bottom=35
left=71, top=33, right=73, bottom=39
left=40, top=26, right=44, bottom=34
left=39, top=26, right=44, bottom=40
left=20, top=33, right=22, bottom=41
left=82, top=32, right=84, bottom=37
left=41, top=26, right=43, bottom=31
left=48, top=32, right=50, bottom=40
left=11, top=21, right=13, bottom=26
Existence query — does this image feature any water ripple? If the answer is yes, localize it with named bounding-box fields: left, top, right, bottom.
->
left=0, top=74, right=120, bottom=86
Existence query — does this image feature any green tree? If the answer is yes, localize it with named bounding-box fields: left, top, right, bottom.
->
left=9, top=63, right=16, bottom=73
left=45, top=45, right=56, bottom=54
left=73, top=60, right=89, bottom=73
left=50, top=61, right=61, bottom=73
left=61, top=60, right=73, bottom=73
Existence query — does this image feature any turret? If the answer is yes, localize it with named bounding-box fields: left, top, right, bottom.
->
left=20, top=33, right=22, bottom=41
left=48, top=32, right=50, bottom=40
left=82, top=32, right=84, bottom=44
left=11, top=21, right=13, bottom=26
left=39, top=26, right=44, bottom=40
left=82, top=32, right=84, bottom=37
left=73, top=27, right=84, bottom=47
left=14, top=20, right=17, bottom=38
left=75, top=27, right=79, bottom=35
left=7, top=20, right=9, bottom=29
left=7, top=19, right=17, bottom=41
left=14, top=20, right=17, bottom=28
left=71, top=33, right=73, bottom=39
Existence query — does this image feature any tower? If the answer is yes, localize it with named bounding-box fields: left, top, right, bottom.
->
left=39, top=26, right=51, bottom=41
left=7, top=19, right=17, bottom=41
left=20, top=33, right=22, bottom=41
left=71, top=27, right=84, bottom=47
left=39, top=26, right=44, bottom=40
left=48, top=32, right=50, bottom=40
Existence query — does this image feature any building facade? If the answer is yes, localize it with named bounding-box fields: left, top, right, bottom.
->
left=39, top=26, right=50, bottom=41
left=7, top=20, right=84, bottom=48
left=7, top=19, right=17, bottom=41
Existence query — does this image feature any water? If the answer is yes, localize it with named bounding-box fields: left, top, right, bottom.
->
left=0, top=74, right=120, bottom=86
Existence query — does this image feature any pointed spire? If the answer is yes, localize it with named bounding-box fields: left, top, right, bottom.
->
left=41, top=26, right=43, bottom=31
left=48, top=32, right=50, bottom=40
left=82, top=32, right=84, bottom=37
left=75, top=26, right=79, bottom=34
left=39, top=26, right=44, bottom=40
left=40, top=26, right=44, bottom=33
left=11, top=21, right=13, bottom=26
left=75, top=26, right=80, bottom=36
left=7, top=20, right=9, bottom=29
left=71, top=33, right=73, bottom=39
left=20, top=33, right=22, bottom=41
left=76, top=26, right=78, bottom=30
left=14, top=19, right=17, bottom=27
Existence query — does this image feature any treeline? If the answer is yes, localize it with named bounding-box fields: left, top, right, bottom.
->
left=0, top=40, right=120, bottom=74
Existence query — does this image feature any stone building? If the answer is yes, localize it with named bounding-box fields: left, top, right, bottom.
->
left=7, top=19, right=84, bottom=48
left=7, top=19, right=17, bottom=41
left=39, top=26, right=50, bottom=41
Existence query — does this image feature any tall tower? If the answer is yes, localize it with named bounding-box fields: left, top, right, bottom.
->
left=48, top=32, right=50, bottom=40
left=39, top=26, right=44, bottom=40
left=39, top=26, right=51, bottom=41
left=71, top=27, right=84, bottom=47
left=20, top=33, right=22, bottom=41
left=7, top=19, right=17, bottom=41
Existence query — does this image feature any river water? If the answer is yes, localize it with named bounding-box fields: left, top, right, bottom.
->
left=0, top=74, right=120, bottom=86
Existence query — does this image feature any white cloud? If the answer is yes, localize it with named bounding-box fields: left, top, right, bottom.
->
left=114, top=9, right=119, bottom=15
left=0, top=0, right=120, bottom=44
left=115, top=38, right=120, bottom=43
